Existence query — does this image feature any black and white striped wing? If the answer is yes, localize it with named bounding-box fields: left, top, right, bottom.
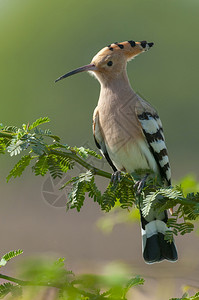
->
left=137, top=112, right=171, bottom=185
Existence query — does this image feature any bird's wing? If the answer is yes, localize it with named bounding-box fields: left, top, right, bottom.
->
left=93, top=107, right=117, bottom=172
left=136, top=106, right=171, bottom=185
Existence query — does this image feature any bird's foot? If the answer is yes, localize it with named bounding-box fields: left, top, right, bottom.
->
left=134, top=174, right=149, bottom=194
left=111, top=170, right=121, bottom=184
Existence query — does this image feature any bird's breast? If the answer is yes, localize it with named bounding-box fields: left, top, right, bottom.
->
left=98, top=94, right=143, bottom=149
left=96, top=94, right=159, bottom=174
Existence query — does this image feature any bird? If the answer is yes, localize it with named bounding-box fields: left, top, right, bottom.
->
left=55, top=40, right=178, bottom=264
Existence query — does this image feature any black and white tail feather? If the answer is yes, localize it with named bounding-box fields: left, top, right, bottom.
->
left=138, top=111, right=178, bottom=264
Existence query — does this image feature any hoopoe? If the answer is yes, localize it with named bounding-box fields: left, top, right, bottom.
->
left=55, top=40, right=178, bottom=264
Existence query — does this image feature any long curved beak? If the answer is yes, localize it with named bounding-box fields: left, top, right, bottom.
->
left=55, top=64, right=96, bottom=83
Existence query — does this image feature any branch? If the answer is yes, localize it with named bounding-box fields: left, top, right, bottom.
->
left=0, top=273, right=107, bottom=299
left=47, top=149, right=138, bottom=187
left=0, top=274, right=28, bottom=286
left=0, top=131, right=14, bottom=139
left=49, top=149, right=112, bottom=180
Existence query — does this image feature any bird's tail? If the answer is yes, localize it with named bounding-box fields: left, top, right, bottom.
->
left=140, top=211, right=178, bottom=264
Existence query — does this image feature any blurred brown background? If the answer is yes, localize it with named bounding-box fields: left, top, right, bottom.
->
left=1, top=0, right=199, bottom=299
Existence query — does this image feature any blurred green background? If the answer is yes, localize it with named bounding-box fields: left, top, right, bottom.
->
left=1, top=1, right=199, bottom=299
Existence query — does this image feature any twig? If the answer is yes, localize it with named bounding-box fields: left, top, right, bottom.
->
left=0, top=131, right=14, bottom=139
left=0, top=273, right=100, bottom=298
left=48, top=149, right=134, bottom=185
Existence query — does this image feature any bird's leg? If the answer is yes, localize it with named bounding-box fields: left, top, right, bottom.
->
left=111, top=170, right=121, bottom=184
left=134, top=173, right=149, bottom=194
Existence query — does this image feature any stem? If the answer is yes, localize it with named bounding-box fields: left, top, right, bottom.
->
left=0, top=273, right=58, bottom=287
left=173, top=197, right=199, bottom=206
left=49, top=149, right=134, bottom=185
left=0, top=273, right=103, bottom=299
left=0, top=131, right=14, bottom=139
left=49, top=149, right=112, bottom=180
left=0, top=274, right=28, bottom=286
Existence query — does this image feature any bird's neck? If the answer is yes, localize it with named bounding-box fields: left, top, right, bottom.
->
left=98, top=71, right=137, bottom=104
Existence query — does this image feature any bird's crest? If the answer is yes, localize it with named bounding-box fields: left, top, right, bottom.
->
left=94, top=40, right=154, bottom=61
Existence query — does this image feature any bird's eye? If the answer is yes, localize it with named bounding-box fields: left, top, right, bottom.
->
left=107, top=61, right=113, bottom=67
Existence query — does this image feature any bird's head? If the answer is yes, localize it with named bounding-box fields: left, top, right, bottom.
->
left=55, top=40, right=154, bottom=84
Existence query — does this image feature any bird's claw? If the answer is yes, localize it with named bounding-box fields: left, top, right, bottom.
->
left=111, top=170, right=121, bottom=184
left=134, top=174, right=149, bottom=194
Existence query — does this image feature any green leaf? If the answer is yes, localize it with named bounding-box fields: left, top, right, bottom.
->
left=67, top=171, right=94, bottom=211
left=59, top=156, right=74, bottom=173
left=83, top=148, right=102, bottom=159
left=72, top=146, right=101, bottom=159
left=119, top=180, right=135, bottom=209
left=54, top=257, right=65, bottom=268
left=0, top=138, right=7, bottom=154
left=33, top=155, right=49, bottom=176
left=123, top=276, right=145, bottom=297
left=7, top=139, right=24, bottom=156
left=28, top=136, right=46, bottom=155
left=7, top=155, right=33, bottom=181
left=47, top=154, right=63, bottom=179
left=178, top=222, right=194, bottom=235
left=34, top=127, right=61, bottom=142
left=142, top=188, right=183, bottom=218
left=100, top=175, right=135, bottom=212
left=0, top=283, right=15, bottom=298
left=48, top=134, right=61, bottom=142
left=142, top=190, right=159, bottom=217
left=101, top=183, right=118, bottom=212
left=87, top=177, right=102, bottom=204
left=2, top=125, right=18, bottom=133
left=0, top=250, right=23, bottom=267
left=28, top=117, right=50, bottom=131
left=73, top=146, right=89, bottom=159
